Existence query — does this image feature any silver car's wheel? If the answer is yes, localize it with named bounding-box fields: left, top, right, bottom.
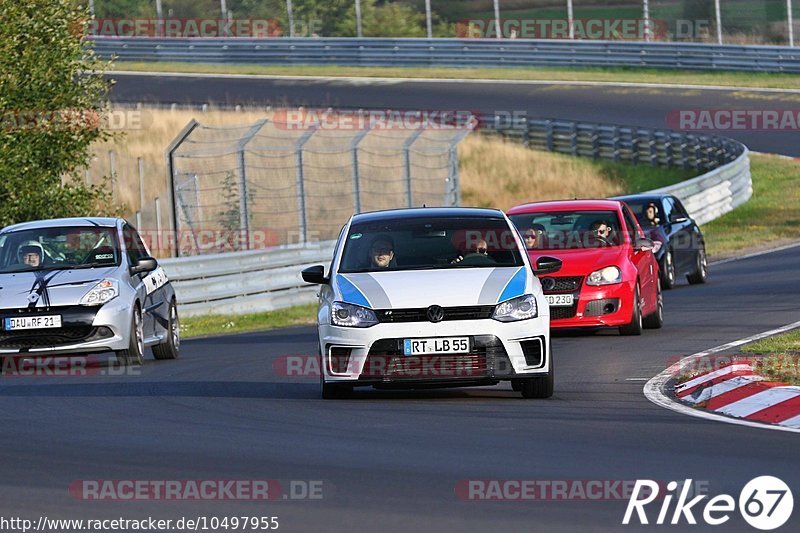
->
left=153, top=299, right=180, bottom=360
left=116, top=306, right=144, bottom=366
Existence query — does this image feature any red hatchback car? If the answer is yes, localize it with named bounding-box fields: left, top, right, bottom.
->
left=507, top=199, right=663, bottom=335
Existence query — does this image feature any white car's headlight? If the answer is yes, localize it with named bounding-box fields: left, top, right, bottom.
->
left=331, top=301, right=378, bottom=328
left=79, top=279, right=119, bottom=306
left=586, top=266, right=622, bottom=286
left=492, top=294, right=538, bottom=322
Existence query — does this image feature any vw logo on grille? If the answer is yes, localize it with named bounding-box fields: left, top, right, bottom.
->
left=426, top=305, right=444, bottom=323
left=541, top=278, right=556, bottom=291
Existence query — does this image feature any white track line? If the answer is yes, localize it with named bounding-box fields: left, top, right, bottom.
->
left=644, top=320, right=800, bottom=433
left=106, top=70, right=800, bottom=94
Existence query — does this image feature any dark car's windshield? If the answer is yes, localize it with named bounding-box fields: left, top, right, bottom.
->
left=621, top=199, right=662, bottom=227
left=509, top=210, right=623, bottom=250
left=338, top=216, right=524, bottom=273
left=0, top=226, right=121, bottom=273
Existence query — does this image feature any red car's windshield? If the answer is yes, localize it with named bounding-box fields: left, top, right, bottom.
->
left=509, top=210, right=623, bottom=250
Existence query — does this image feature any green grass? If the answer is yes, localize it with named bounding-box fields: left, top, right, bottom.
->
left=596, top=159, right=697, bottom=192
left=112, top=62, right=800, bottom=91
left=701, top=154, right=800, bottom=257
left=740, top=329, right=800, bottom=385
left=742, top=329, right=800, bottom=355
left=180, top=304, right=317, bottom=339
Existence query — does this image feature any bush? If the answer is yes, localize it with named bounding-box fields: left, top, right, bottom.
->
left=0, top=0, right=119, bottom=227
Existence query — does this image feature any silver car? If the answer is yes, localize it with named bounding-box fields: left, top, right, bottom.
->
left=0, top=217, right=179, bottom=366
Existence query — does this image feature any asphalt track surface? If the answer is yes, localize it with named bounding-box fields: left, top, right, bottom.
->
left=109, top=73, right=800, bottom=156
left=1, top=245, right=799, bottom=532
left=1, top=75, right=798, bottom=532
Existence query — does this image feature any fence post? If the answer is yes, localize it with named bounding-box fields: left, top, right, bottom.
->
left=612, top=126, right=621, bottom=162
left=108, top=150, right=116, bottom=201
left=545, top=120, right=554, bottom=152
left=236, top=119, right=268, bottom=251
left=165, top=119, right=199, bottom=257
left=137, top=157, right=145, bottom=213
left=155, top=197, right=162, bottom=255
left=350, top=126, right=371, bottom=213
left=403, top=128, right=425, bottom=208
left=591, top=125, right=600, bottom=160
left=295, top=126, right=318, bottom=245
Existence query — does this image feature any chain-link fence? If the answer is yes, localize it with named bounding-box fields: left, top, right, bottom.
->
left=87, top=0, right=800, bottom=46
left=166, top=115, right=473, bottom=257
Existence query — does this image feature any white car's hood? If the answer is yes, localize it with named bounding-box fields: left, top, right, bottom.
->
left=0, top=267, right=117, bottom=309
left=335, top=267, right=528, bottom=309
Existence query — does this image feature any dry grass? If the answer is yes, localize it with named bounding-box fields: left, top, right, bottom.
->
left=458, top=135, right=626, bottom=210
left=93, top=106, right=638, bottom=216
left=90, top=107, right=270, bottom=212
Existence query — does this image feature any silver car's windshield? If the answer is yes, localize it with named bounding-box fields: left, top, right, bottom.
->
left=0, top=226, right=121, bottom=273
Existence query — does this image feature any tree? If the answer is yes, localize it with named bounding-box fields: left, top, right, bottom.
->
left=0, top=0, right=117, bottom=226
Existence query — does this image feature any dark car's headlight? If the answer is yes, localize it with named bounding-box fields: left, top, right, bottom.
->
left=586, top=266, right=622, bottom=286
left=492, top=294, right=538, bottom=322
left=331, top=302, right=378, bottom=328
left=79, top=279, right=119, bottom=306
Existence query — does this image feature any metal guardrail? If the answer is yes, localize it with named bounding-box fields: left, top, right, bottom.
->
left=160, top=241, right=336, bottom=316
left=93, top=37, right=800, bottom=73
left=158, top=117, right=751, bottom=317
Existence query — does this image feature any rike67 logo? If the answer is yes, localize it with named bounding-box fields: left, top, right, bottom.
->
left=623, top=477, right=793, bottom=530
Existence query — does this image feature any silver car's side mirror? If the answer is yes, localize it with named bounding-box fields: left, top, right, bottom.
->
left=131, top=257, right=158, bottom=274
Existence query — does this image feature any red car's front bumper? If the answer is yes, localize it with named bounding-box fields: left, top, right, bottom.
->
left=547, top=279, right=636, bottom=329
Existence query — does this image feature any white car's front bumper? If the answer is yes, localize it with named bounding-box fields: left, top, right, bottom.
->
left=318, top=317, right=550, bottom=385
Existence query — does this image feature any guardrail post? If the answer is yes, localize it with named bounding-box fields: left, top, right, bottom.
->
left=680, top=133, right=690, bottom=170
left=612, top=126, right=620, bottom=162
left=649, top=132, right=658, bottom=167
left=570, top=123, right=578, bottom=156
left=591, top=125, right=600, bottom=160
left=630, top=129, right=640, bottom=165
left=545, top=120, right=554, bottom=152
left=403, top=128, right=425, bottom=208
left=664, top=134, right=674, bottom=168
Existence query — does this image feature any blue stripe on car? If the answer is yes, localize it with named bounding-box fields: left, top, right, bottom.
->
left=336, top=274, right=371, bottom=308
left=497, top=267, right=526, bottom=303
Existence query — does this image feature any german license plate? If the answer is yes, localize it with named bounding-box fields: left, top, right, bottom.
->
left=403, top=337, right=470, bottom=355
left=3, top=315, right=62, bottom=330
left=545, top=294, right=574, bottom=307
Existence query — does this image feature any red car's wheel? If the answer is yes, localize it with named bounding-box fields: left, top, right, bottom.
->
left=619, top=284, right=643, bottom=336
left=643, top=279, right=664, bottom=329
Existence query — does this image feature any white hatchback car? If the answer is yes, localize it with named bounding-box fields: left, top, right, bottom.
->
left=302, top=207, right=561, bottom=399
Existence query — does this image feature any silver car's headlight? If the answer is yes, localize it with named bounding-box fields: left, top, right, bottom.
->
left=492, top=294, right=538, bottom=322
left=586, top=266, right=622, bottom=286
left=331, top=301, right=378, bottom=328
left=79, top=279, right=119, bottom=306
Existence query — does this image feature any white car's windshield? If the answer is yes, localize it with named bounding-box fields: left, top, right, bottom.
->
left=339, top=216, right=524, bottom=273
left=0, top=226, right=121, bottom=273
